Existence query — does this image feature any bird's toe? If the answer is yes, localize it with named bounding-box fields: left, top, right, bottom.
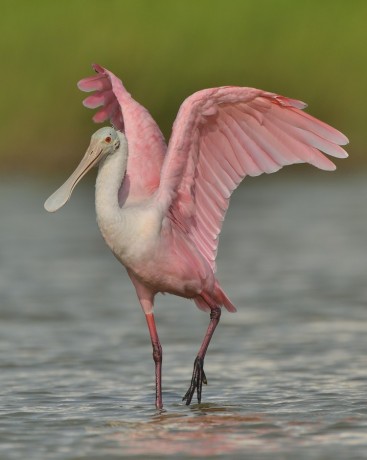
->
left=182, top=356, right=207, bottom=405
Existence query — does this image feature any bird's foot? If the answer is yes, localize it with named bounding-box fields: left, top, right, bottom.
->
left=182, top=356, right=207, bottom=405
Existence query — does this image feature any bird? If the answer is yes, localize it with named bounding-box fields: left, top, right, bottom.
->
left=45, top=64, right=348, bottom=410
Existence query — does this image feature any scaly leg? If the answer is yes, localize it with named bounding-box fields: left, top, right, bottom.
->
left=128, top=273, right=164, bottom=410
left=145, top=312, right=163, bottom=410
left=183, top=306, right=221, bottom=405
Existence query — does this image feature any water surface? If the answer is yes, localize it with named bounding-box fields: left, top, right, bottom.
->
left=0, top=173, right=366, bottom=459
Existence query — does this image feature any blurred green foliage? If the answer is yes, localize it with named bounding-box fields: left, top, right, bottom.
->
left=1, top=0, right=365, bottom=174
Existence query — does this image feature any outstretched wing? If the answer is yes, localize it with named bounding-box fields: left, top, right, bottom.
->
left=156, top=86, right=348, bottom=271
left=78, top=64, right=167, bottom=204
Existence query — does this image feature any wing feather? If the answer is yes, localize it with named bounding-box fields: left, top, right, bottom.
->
left=78, top=65, right=166, bottom=204
left=156, top=87, right=348, bottom=271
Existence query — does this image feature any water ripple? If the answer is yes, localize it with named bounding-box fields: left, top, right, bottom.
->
left=0, top=175, right=366, bottom=459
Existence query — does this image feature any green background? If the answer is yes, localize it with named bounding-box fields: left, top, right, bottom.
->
left=1, top=1, right=365, bottom=174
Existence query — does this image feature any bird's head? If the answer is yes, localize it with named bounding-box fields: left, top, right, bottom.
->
left=44, top=127, right=124, bottom=212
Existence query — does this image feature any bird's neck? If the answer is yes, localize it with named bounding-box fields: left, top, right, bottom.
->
left=95, top=132, right=128, bottom=224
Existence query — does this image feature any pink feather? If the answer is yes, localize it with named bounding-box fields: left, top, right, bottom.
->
left=49, top=64, right=349, bottom=409
left=77, top=65, right=348, bottom=297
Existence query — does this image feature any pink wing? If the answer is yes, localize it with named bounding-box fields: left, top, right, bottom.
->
left=157, top=86, right=349, bottom=271
left=78, top=64, right=167, bottom=204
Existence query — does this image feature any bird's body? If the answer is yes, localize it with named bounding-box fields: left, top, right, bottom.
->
left=45, top=65, right=348, bottom=410
left=94, top=133, right=219, bottom=306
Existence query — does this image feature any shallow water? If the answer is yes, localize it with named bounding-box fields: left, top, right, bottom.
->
left=0, top=172, right=366, bottom=459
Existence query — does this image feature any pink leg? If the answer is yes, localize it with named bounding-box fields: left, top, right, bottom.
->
left=127, top=273, right=164, bottom=410
left=183, top=306, right=221, bottom=405
left=145, top=312, right=163, bottom=410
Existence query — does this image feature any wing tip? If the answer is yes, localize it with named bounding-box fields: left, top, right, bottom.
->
left=315, top=159, right=337, bottom=171
left=271, top=95, right=308, bottom=110
left=337, top=131, right=349, bottom=146
left=77, top=64, right=106, bottom=92
left=92, top=63, right=105, bottom=74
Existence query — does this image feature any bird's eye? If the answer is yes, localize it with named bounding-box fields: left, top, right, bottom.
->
left=105, top=136, right=112, bottom=143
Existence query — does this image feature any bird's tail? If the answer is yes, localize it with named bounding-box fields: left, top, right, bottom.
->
left=194, top=282, right=237, bottom=313
left=215, top=283, right=237, bottom=312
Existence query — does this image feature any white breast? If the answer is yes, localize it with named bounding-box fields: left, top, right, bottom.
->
left=97, top=203, right=163, bottom=268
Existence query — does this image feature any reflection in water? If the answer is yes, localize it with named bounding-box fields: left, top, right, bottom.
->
left=0, top=175, right=366, bottom=459
left=109, top=411, right=274, bottom=456
left=105, top=407, right=366, bottom=456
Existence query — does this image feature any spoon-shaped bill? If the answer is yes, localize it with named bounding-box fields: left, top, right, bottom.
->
left=44, top=140, right=102, bottom=212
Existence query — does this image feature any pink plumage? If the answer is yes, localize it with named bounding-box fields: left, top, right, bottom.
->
left=46, top=64, right=348, bottom=410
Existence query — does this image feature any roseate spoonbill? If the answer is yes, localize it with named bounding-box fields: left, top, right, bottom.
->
left=45, top=64, right=348, bottom=410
